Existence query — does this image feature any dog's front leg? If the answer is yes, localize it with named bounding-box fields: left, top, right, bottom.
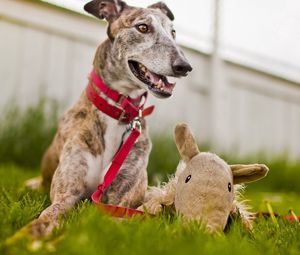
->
left=28, top=140, right=92, bottom=238
left=103, top=132, right=151, bottom=208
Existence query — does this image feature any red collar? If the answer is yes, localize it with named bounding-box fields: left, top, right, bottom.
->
left=86, top=70, right=154, bottom=124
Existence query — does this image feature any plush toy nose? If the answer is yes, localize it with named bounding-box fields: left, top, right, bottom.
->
left=172, top=58, right=193, bottom=76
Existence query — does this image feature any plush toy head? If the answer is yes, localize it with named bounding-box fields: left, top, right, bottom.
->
left=174, top=123, right=269, bottom=232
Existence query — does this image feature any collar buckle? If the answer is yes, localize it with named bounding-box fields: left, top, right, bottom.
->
left=117, top=94, right=126, bottom=106
left=118, top=110, right=128, bottom=123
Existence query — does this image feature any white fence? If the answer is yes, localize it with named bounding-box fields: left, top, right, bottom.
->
left=1, top=0, right=300, bottom=159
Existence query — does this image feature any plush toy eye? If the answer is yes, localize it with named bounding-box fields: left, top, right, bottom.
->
left=171, top=29, right=176, bottom=39
left=136, top=24, right=149, bottom=33
left=228, top=183, right=232, bottom=192
left=185, top=175, right=191, bottom=183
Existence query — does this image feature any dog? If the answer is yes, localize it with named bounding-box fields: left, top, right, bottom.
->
left=25, top=0, right=192, bottom=237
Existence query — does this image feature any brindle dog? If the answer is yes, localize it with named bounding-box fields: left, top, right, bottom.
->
left=25, top=0, right=192, bottom=237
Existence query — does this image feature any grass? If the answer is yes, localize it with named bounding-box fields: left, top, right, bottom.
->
left=0, top=100, right=300, bottom=254
left=0, top=99, right=58, bottom=168
left=1, top=164, right=300, bottom=255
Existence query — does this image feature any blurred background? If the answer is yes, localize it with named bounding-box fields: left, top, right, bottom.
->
left=0, top=0, right=300, bottom=170
left=1, top=0, right=300, bottom=160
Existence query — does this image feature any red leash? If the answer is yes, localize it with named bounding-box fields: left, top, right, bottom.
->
left=86, top=70, right=154, bottom=217
left=91, top=126, right=140, bottom=204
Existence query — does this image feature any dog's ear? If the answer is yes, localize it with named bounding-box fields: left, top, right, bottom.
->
left=174, top=123, right=200, bottom=162
left=148, top=2, right=174, bottom=21
left=84, top=0, right=127, bottom=23
left=231, top=164, right=269, bottom=184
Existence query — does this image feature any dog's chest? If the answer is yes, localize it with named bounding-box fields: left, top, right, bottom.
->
left=85, top=114, right=128, bottom=192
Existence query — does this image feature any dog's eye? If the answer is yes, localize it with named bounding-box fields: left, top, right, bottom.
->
left=136, top=24, right=149, bottom=33
left=228, top=183, right=232, bottom=192
left=185, top=175, right=191, bottom=183
left=171, top=29, right=176, bottom=39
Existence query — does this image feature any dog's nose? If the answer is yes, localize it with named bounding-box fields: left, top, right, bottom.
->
left=172, top=58, right=193, bottom=76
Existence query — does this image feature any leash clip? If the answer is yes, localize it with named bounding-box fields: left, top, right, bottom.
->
left=131, top=116, right=142, bottom=133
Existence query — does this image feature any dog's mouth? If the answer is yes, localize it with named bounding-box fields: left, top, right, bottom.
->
left=128, top=60, right=175, bottom=98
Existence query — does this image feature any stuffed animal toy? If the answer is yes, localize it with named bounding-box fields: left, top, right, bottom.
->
left=139, top=123, right=269, bottom=233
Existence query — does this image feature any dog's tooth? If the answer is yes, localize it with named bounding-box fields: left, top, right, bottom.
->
left=156, top=80, right=161, bottom=88
left=158, top=79, right=164, bottom=88
left=138, top=63, right=146, bottom=71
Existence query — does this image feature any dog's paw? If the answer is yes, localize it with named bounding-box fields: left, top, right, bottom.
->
left=25, top=177, right=42, bottom=190
left=28, top=218, right=58, bottom=239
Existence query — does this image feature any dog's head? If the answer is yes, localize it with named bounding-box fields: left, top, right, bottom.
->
left=84, top=0, right=192, bottom=98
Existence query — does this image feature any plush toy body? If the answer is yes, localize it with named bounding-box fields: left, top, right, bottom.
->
left=139, top=123, right=269, bottom=233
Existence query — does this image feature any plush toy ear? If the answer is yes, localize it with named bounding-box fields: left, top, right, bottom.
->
left=148, top=2, right=174, bottom=21
left=84, top=0, right=127, bottom=23
left=231, top=164, right=269, bottom=184
left=174, top=123, right=200, bottom=162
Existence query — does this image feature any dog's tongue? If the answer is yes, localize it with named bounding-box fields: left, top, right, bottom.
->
left=143, top=66, right=175, bottom=94
left=146, top=70, right=161, bottom=84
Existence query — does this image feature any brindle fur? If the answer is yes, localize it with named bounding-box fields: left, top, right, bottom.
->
left=25, top=0, right=192, bottom=238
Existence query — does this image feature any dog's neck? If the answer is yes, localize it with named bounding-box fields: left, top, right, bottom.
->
left=93, top=39, right=146, bottom=98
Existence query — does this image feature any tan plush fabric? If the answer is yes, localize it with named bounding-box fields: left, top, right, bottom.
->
left=141, top=123, right=269, bottom=233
